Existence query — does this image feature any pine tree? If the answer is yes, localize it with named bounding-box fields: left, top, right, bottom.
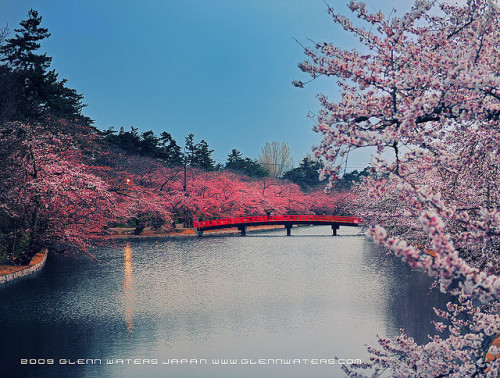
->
left=1, top=10, right=51, bottom=70
left=192, top=140, right=215, bottom=170
left=184, top=134, right=216, bottom=171
left=0, top=9, right=89, bottom=122
left=225, top=149, right=269, bottom=178
left=283, top=156, right=325, bottom=190
left=158, top=131, right=183, bottom=166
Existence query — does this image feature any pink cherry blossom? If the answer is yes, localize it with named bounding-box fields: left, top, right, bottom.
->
left=297, top=0, right=500, bottom=375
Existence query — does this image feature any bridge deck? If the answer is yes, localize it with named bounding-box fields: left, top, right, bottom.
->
left=193, top=215, right=361, bottom=235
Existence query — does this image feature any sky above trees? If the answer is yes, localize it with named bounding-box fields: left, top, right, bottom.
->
left=0, top=0, right=415, bottom=167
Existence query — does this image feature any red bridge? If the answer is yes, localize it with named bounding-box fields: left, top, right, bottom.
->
left=193, top=215, right=362, bottom=236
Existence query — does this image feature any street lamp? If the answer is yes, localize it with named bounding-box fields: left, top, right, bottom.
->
left=183, top=146, right=187, bottom=192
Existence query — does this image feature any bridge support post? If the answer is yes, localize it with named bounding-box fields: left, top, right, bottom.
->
left=238, top=226, right=247, bottom=236
left=331, top=224, right=339, bottom=236
left=285, top=223, right=292, bottom=236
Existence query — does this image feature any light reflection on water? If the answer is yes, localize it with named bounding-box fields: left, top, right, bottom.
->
left=124, top=242, right=134, bottom=334
left=0, top=226, right=450, bottom=377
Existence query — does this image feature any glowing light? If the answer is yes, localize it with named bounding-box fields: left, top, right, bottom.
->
left=124, top=242, right=134, bottom=334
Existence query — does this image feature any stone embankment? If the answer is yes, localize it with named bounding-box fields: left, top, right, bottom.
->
left=0, top=250, right=48, bottom=285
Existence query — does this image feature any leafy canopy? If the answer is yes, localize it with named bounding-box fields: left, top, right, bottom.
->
left=0, top=9, right=89, bottom=123
left=224, top=149, right=269, bottom=178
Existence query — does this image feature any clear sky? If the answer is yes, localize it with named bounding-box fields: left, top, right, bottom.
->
left=0, top=0, right=413, bottom=168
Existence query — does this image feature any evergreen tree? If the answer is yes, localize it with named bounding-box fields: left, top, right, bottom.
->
left=184, top=133, right=197, bottom=165
left=282, top=156, right=325, bottom=190
left=157, top=131, right=182, bottom=166
left=1, top=10, right=51, bottom=70
left=192, top=140, right=216, bottom=170
left=225, top=149, right=269, bottom=178
left=184, top=134, right=216, bottom=170
left=102, top=126, right=141, bottom=153
left=101, top=127, right=183, bottom=167
left=0, top=9, right=88, bottom=122
left=138, top=130, right=159, bottom=157
left=334, top=168, right=371, bottom=191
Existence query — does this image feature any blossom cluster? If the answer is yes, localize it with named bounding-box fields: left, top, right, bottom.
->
left=297, top=0, right=500, bottom=375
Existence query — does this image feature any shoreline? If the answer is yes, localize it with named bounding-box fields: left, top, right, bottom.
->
left=108, top=224, right=286, bottom=238
left=0, top=225, right=286, bottom=281
left=0, top=250, right=48, bottom=284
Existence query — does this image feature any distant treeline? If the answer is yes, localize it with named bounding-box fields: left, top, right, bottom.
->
left=101, top=126, right=369, bottom=190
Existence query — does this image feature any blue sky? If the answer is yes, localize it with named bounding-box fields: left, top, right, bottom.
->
left=0, top=0, right=413, bottom=167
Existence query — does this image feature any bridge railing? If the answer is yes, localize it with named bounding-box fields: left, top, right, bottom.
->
left=193, top=215, right=362, bottom=229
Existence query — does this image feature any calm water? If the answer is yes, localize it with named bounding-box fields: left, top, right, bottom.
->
left=1, top=226, right=450, bottom=377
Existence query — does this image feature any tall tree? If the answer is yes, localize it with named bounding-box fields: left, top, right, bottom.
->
left=138, top=130, right=159, bottom=157
left=296, top=0, right=500, bottom=375
left=193, top=139, right=216, bottom=170
left=101, top=127, right=183, bottom=166
left=1, top=9, right=51, bottom=70
left=0, top=9, right=88, bottom=122
left=258, top=141, right=293, bottom=178
left=282, top=155, right=325, bottom=190
left=184, top=133, right=216, bottom=171
left=158, top=131, right=183, bottom=166
left=225, top=149, right=269, bottom=178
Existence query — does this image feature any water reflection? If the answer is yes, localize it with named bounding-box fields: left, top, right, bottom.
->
left=124, top=242, right=134, bottom=334
left=0, top=227, right=452, bottom=377
left=359, top=245, right=452, bottom=344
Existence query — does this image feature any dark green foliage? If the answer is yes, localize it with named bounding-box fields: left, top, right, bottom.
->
left=101, top=128, right=217, bottom=171
left=158, top=131, right=183, bottom=166
left=184, top=133, right=216, bottom=171
left=101, top=126, right=183, bottom=166
left=282, top=156, right=325, bottom=190
left=334, top=168, right=371, bottom=190
left=101, top=126, right=141, bottom=153
left=0, top=64, right=22, bottom=123
left=0, top=9, right=89, bottom=123
left=1, top=9, right=51, bottom=70
left=225, top=149, right=269, bottom=178
left=138, top=130, right=159, bottom=157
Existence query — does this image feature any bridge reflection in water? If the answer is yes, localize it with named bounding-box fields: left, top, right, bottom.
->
left=193, top=215, right=362, bottom=236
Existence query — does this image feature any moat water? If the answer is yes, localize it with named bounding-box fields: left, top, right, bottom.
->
left=0, top=226, right=450, bottom=377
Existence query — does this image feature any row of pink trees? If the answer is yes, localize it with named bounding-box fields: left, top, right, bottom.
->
left=100, top=149, right=353, bottom=227
left=296, top=0, right=500, bottom=376
left=0, top=119, right=349, bottom=264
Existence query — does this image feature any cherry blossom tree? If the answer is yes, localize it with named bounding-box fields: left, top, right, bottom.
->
left=148, top=168, right=342, bottom=223
left=0, top=121, right=123, bottom=263
left=296, top=0, right=500, bottom=375
left=0, top=120, right=179, bottom=262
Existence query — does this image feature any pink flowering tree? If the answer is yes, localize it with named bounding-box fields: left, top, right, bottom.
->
left=296, top=0, right=500, bottom=375
left=0, top=121, right=179, bottom=262
left=0, top=122, right=124, bottom=263
left=93, top=151, right=174, bottom=232
left=152, top=169, right=343, bottom=223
